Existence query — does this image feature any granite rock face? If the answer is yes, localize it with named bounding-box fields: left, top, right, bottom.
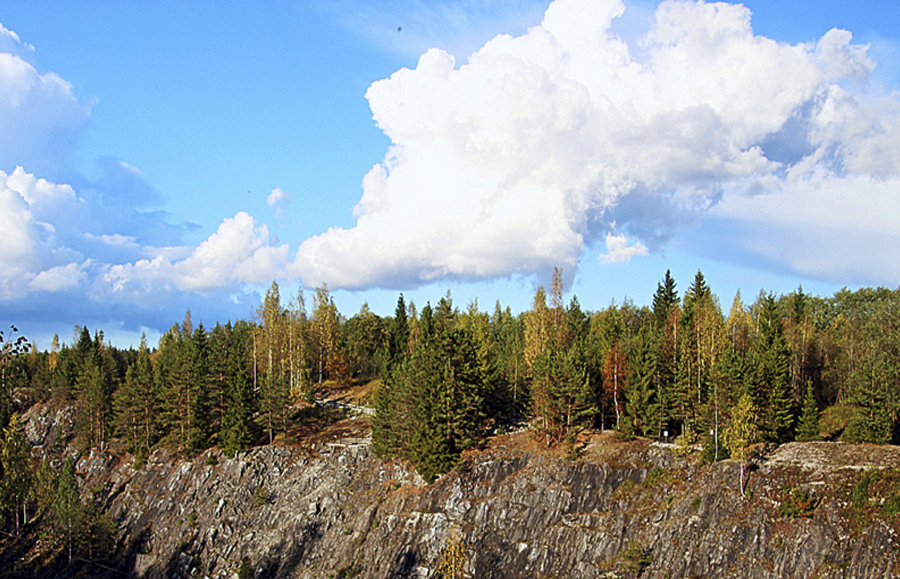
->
left=21, top=399, right=897, bottom=578
left=60, top=425, right=900, bottom=579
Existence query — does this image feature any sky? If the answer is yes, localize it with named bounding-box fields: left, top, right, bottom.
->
left=1, top=0, right=899, bottom=349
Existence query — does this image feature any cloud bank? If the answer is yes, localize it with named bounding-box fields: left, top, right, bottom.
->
left=293, top=0, right=899, bottom=289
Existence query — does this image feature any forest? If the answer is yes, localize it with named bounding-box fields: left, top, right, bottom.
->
left=0, top=268, right=899, bottom=556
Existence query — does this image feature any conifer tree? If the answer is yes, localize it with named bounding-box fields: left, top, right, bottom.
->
left=221, top=323, right=256, bottom=456
left=388, top=294, right=410, bottom=370
left=625, top=327, right=658, bottom=437
left=528, top=270, right=591, bottom=446
left=114, top=336, right=157, bottom=461
left=76, top=359, right=111, bottom=450
left=752, top=294, right=795, bottom=442
left=54, top=457, right=83, bottom=563
left=795, top=382, right=821, bottom=442
left=842, top=293, right=899, bottom=443
left=373, top=296, right=486, bottom=482
left=188, top=324, right=211, bottom=451
left=673, top=270, right=715, bottom=441
left=158, top=322, right=209, bottom=454
left=652, top=270, right=678, bottom=333
left=650, top=272, right=679, bottom=440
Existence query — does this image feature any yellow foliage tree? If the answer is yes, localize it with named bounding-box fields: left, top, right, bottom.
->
left=723, top=393, right=759, bottom=497
left=436, top=525, right=469, bottom=579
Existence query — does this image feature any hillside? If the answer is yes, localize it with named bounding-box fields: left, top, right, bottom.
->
left=5, top=406, right=900, bottom=578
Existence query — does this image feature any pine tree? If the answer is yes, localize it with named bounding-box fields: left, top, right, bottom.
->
left=673, top=270, right=715, bottom=441
left=54, top=457, right=84, bottom=563
left=345, top=302, right=386, bottom=382
left=188, top=324, right=211, bottom=451
left=373, top=298, right=487, bottom=482
left=76, top=359, right=111, bottom=450
left=158, top=323, right=209, bottom=454
left=114, top=335, right=157, bottom=461
left=207, top=323, right=232, bottom=437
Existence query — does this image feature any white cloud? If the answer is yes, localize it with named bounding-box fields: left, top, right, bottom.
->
left=102, top=212, right=290, bottom=298
left=0, top=163, right=289, bottom=303
left=0, top=181, right=38, bottom=298
left=0, top=27, right=90, bottom=174
left=267, top=187, right=289, bottom=219
left=28, top=262, right=87, bottom=292
left=0, top=23, right=34, bottom=61
left=294, top=0, right=890, bottom=289
left=0, top=166, right=84, bottom=298
left=4, top=165, right=80, bottom=211
left=598, top=232, right=648, bottom=264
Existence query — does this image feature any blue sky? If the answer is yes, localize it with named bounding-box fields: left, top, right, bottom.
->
left=1, top=0, right=898, bottom=349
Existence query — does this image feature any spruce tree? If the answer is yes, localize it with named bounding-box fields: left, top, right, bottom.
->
left=625, top=327, right=658, bottom=437
left=221, top=322, right=256, bottom=456
left=752, top=294, right=795, bottom=442
left=650, top=272, right=679, bottom=440
left=388, top=294, right=410, bottom=370
left=795, top=382, right=821, bottom=442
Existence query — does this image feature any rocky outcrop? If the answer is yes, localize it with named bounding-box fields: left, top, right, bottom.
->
left=65, top=421, right=900, bottom=579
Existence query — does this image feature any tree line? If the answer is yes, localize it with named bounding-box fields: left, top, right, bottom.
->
left=0, top=270, right=898, bottom=526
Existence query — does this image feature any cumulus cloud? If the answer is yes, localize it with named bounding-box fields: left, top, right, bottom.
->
left=293, top=0, right=894, bottom=289
left=0, top=162, right=290, bottom=306
left=101, top=212, right=290, bottom=299
left=0, top=23, right=90, bottom=176
left=598, top=231, right=648, bottom=265
left=28, top=262, right=87, bottom=292
left=0, top=167, right=85, bottom=299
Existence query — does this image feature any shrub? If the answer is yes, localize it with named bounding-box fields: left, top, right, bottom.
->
left=237, top=556, right=253, bottom=579
left=779, top=488, right=819, bottom=518
left=620, top=539, right=651, bottom=578
left=882, top=494, right=900, bottom=516
left=252, top=485, right=270, bottom=506
left=851, top=473, right=872, bottom=509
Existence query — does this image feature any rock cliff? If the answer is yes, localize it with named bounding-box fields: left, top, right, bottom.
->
left=23, top=410, right=900, bottom=577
